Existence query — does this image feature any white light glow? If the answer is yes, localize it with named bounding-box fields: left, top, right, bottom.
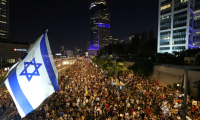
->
left=55, top=53, right=61, bottom=55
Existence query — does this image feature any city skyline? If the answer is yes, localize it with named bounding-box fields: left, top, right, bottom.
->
left=9, top=0, right=159, bottom=53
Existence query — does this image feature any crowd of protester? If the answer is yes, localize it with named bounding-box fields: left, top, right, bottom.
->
left=0, top=58, right=200, bottom=119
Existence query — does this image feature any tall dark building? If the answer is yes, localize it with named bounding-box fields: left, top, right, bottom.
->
left=149, top=29, right=157, bottom=40
left=0, top=0, right=9, bottom=40
left=88, top=0, right=110, bottom=56
left=129, top=29, right=157, bottom=43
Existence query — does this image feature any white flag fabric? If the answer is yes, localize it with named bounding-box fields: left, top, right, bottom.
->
left=160, top=101, right=168, bottom=111
left=4, top=30, right=60, bottom=118
left=126, top=96, right=129, bottom=103
left=160, top=104, right=168, bottom=111
left=76, top=97, right=80, bottom=107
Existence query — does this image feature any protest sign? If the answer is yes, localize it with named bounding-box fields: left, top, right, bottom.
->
left=192, top=101, right=197, bottom=106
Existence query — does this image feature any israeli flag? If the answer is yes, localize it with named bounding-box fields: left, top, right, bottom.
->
left=173, top=102, right=181, bottom=108
left=173, top=102, right=178, bottom=108
left=4, top=30, right=60, bottom=118
left=126, top=96, right=129, bottom=103
left=94, top=106, right=97, bottom=113
left=160, top=104, right=168, bottom=111
left=177, top=103, right=182, bottom=108
left=162, top=100, right=167, bottom=106
left=168, top=108, right=172, bottom=116
left=162, top=108, right=169, bottom=116
left=100, top=103, right=104, bottom=108
left=96, top=97, right=100, bottom=101
left=76, top=101, right=80, bottom=107
left=175, top=91, right=178, bottom=99
left=76, top=97, right=80, bottom=107
left=91, top=100, right=94, bottom=106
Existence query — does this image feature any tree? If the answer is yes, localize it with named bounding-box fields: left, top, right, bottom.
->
left=99, top=43, right=126, bottom=57
left=193, top=80, right=200, bottom=100
left=117, top=62, right=127, bottom=75
left=129, top=59, right=154, bottom=78
left=91, top=57, right=117, bottom=77
left=107, top=65, right=115, bottom=77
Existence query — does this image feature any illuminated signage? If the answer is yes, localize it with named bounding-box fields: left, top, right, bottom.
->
left=55, top=53, right=61, bottom=55
left=98, top=23, right=110, bottom=28
left=14, top=48, right=27, bottom=51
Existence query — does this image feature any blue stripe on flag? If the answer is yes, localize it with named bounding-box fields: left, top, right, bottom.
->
left=21, top=53, right=28, bottom=60
left=40, top=34, right=60, bottom=91
left=160, top=104, right=166, bottom=109
left=8, top=69, right=33, bottom=115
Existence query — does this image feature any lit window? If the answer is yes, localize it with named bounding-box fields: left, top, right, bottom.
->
left=0, top=21, right=7, bottom=24
left=0, top=33, right=5, bottom=36
left=1, top=15, right=6, bottom=17
left=181, top=0, right=188, bottom=3
left=161, top=4, right=171, bottom=10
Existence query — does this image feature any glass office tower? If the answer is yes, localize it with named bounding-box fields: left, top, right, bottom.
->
left=88, top=0, right=110, bottom=55
left=0, top=0, right=9, bottom=40
left=158, top=0, right=200, bottom=53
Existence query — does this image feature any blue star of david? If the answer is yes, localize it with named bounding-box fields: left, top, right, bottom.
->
left=20, top=58, right=42, bottom=81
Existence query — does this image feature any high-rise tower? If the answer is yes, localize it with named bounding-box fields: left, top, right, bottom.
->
left=0, top=0, right=9, bottom=40
left=88, top=0, right=110, bottom=55
left=157, top=0, right=200, bottom=53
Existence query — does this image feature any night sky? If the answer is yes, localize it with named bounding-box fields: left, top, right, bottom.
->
left=9, top=0, right=159, bottom=53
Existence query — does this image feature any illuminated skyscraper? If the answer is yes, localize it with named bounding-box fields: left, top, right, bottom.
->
left=88, top=0, right=110, bottom=55
left=158, top=0, right=200, bottom=53
left=0, top=0, right=9, bottom=40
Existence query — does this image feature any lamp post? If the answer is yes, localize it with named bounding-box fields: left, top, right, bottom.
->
left=177, top=75, right=179, bottom=82
left=61, top=56, right=62, bottom=78
left=60, top=46, right=64, bottom=79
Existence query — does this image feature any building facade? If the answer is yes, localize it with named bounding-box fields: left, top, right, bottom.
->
left=66, top=50, right=73, bottom=57
left=75, top=46, right=82, bottom=55
left=88, top=0, right=110, bottom=55
left=0, top=42, right=30, bottom=63
left=0, top=0, right=9, bottom=40
left=158, top=0, right=200, bottom=53
left=109, top=36, right=118, bottom=44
